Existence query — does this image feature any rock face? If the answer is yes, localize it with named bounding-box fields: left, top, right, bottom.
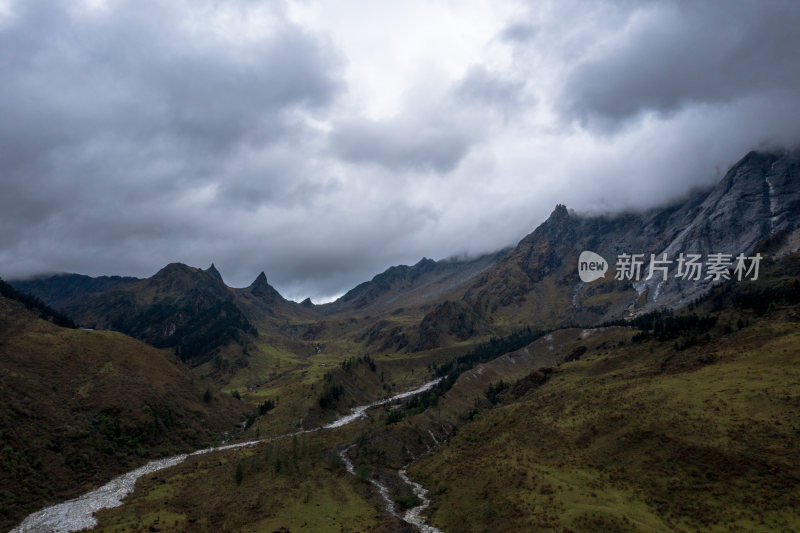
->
left=463, top=150, right=800, bottom=325
left=249, top=272, right=283, bottom=301
left=630, top=150, right=800, bottom=311
left=205, top=263, right=224, bottom=282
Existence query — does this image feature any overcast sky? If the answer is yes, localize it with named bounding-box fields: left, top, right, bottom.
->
left=1, top=0, right=799, bottom=301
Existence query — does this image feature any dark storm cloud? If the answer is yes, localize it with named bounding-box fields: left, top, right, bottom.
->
left=0, top=2, right=336, bottom=158
left=3, top=0, right=800, bottom=302
left=213, top=147, right=341, bottom=210
left=0, top=0, right=339, bottom=186
left=330, top=114, right=477, bottom=173
left=561, top=1, right=800, bottom=129
left=0, top=0, right=342, bottom=284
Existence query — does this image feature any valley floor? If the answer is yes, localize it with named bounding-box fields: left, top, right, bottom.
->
left=51, top=314, right=799, bottom=533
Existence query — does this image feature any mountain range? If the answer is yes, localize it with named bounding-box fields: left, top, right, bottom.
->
left=12, top=149, right=800, bottom=364
left=3, top=148, right=799, bottom=531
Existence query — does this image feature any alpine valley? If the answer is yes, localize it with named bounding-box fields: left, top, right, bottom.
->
left=3, top=150, right=800, bottom=532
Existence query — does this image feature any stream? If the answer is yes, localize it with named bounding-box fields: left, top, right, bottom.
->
left=11, top=379, right=442, bottom=533
left=337, top=446, right=443, bottom=533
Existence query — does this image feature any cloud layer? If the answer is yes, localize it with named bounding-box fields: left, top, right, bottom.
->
left=1, top=0, right=799, bottom=301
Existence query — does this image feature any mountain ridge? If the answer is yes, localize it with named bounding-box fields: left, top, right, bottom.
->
left=454, top=149, right=800, bottom=330
left=9, top=149, right=799, bottom=355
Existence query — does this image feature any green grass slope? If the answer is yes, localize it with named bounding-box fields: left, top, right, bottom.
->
left=92, top=430, right=410, bottom=532
left=69, top=256, right=800, bottom=532
left=410, top=313, right=800, bottom=532
left=0, top=295, right=246, bottom=530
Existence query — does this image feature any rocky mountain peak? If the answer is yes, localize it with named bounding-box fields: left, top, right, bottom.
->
left=147, top=262, right=229, bottom=299
left=414, top=257, right=436, bottom=269
left=626, top=149, right=800, bottom=309
left=249, top=271, right=283, bottom=301
left=548, top=203, right=569, bottom=222
left=150, top=262, right=198, bottom=287
left=154, top=262, right=195, bottom=277
left=462, top=149, right=799, bottom=326
left=206, top=263, right=223, bottom=283
left=253, top=271, right=268, bottom=286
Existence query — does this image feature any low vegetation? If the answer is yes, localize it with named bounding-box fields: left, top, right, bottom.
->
left=6, top=251, right=800, bottom=531
left=0, top=276, right=76, bottom=328
left=0, top=296, right=245, bottom=530
left=409, top=288, right=800, bottom=531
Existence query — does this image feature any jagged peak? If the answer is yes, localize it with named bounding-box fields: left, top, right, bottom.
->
left=549, top=203, right=569, bottom=220
left=414, top=257, right=436, bottom=268
left=252, top=271, right=268, bottom=287
left=249, top=271, right=284, bottom=301
left=205, top=263, right=223, bottom=282
left=147, top=262, right=230, bottom=295
left=300, top=297, right=314, bottom=307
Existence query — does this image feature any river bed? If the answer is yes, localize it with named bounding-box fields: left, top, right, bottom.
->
left=11, top=379, right=441, bottom=533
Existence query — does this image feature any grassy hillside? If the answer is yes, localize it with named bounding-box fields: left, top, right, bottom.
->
left=15, top=256, right=795, bottom=532
left=92, top=429, right=411, bottom=532
left=0, top=276, right=76, bottom=328
left=5, top=245, right=799, bottom=531
left=409, top=310, right=800, bottom=531
left=0, top=296, right=246, bottom=530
